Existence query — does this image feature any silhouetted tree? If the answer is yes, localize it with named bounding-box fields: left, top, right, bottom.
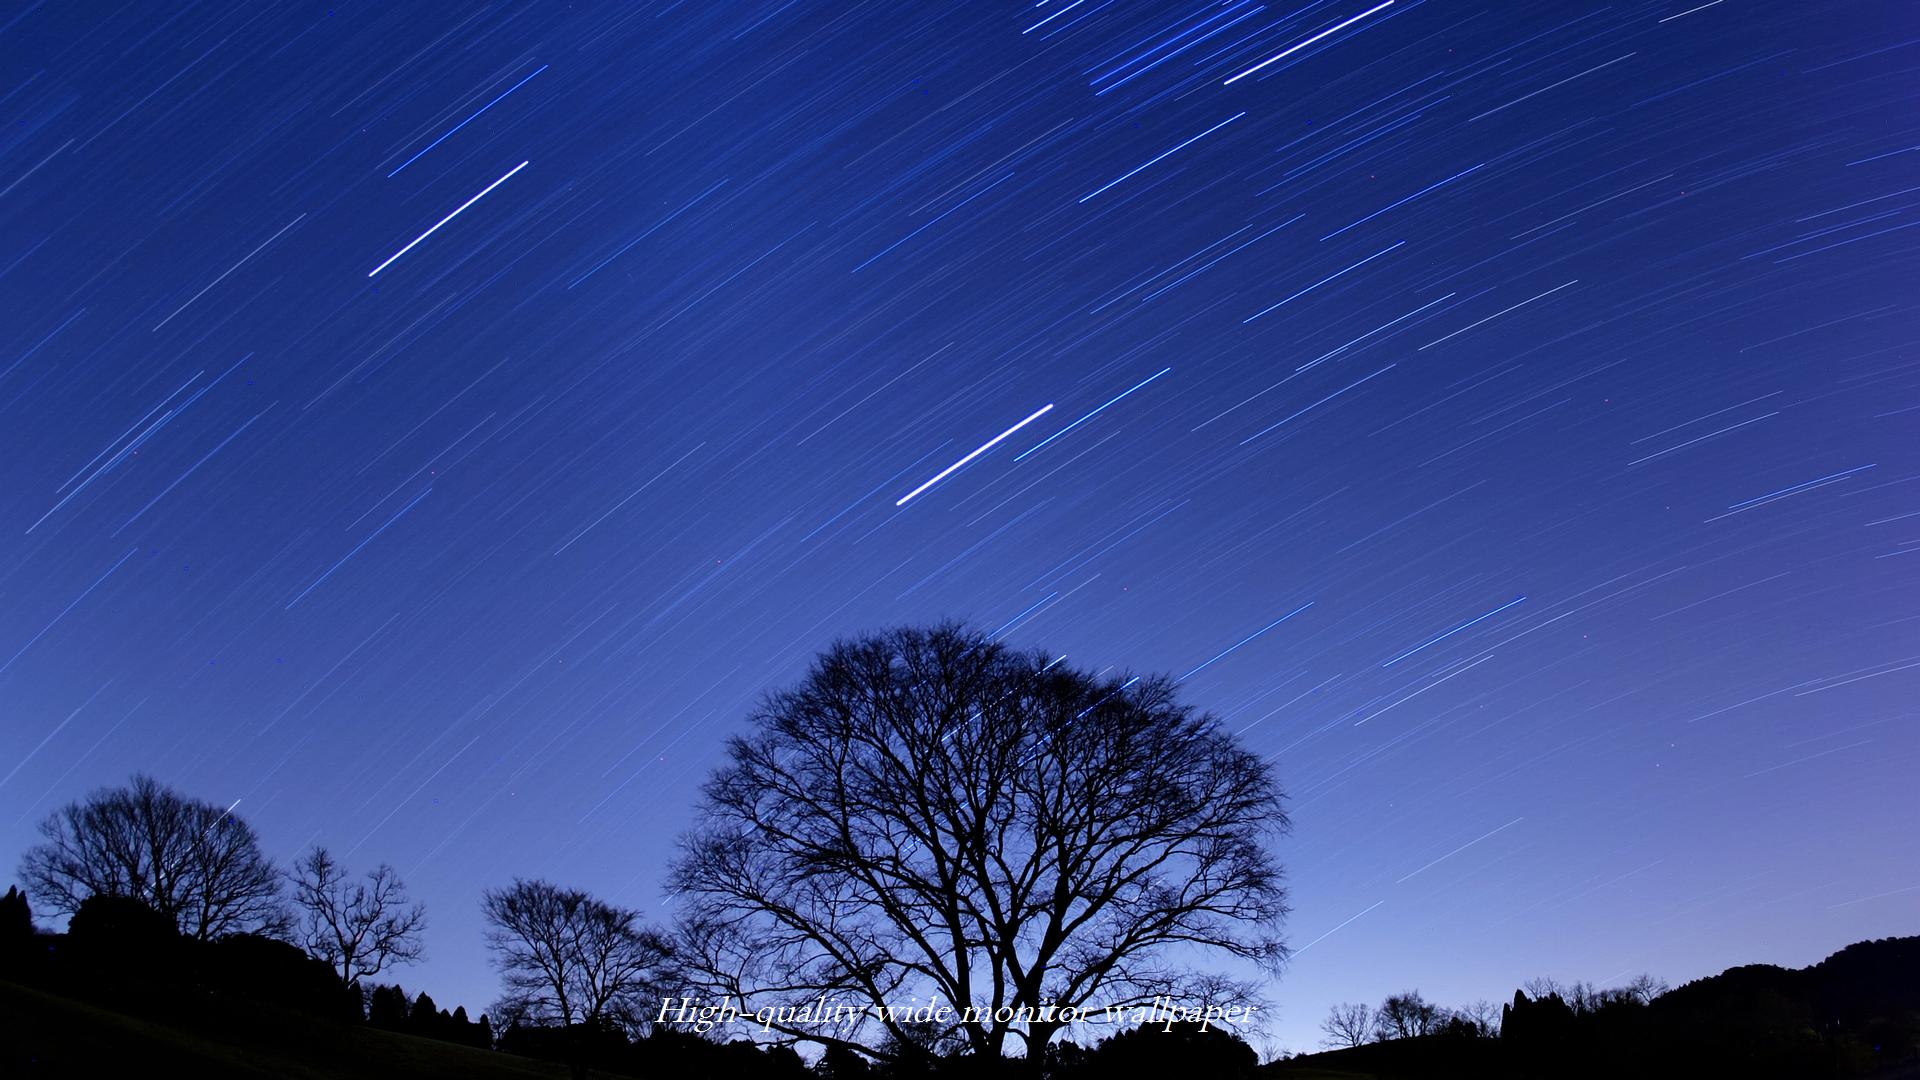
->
left=56, top=892, right=357, bottom=1021
left=0, top=884, right=31, bottom=974
left=1623, top=972, right=1669, bottom=1005
left=481, top=878, right=673, bottom=1035
left=817, top=1042, right=875, bottom=1078
left=875, top=1015, right=971, bottom=1077
left=1321, top=1001, right=1374, bottom=1048
left=410, top=990, right=440, bottom=1036
left=671, top=624, right=1289, bottom=1069
left=1284, top=942, right=1916, bottom=1079
left=1454, top=998, right=1501, bottom=1037
left=1501, top=987, right=1576, bottom=1058
left=1046, top=1039, right=1093, bottom=1078
left=621, top=1027, right=814, bottom=1079
left=205, top=931, right=362, bottom=1020
left=763, top=1043, right=810, bottom=1078
left=367, top=982, right=411, bottom=1029
left=498, top=1016, right=629, bottom=1077
left=288, top=846, right=425, bottom=990
left=64, top=892, right=182, bottom=984
left=1522, top=976, right=1563, bottom=999
left=1373, top=991, right=1442, bottom=1040
left=18, top=774, right=287, bottom=940
left=450, top=1005, right=493, bottom=1049
left=1, top=884, right=29, bottom=936
left=1076, top=1021, right=1259, bottom=1079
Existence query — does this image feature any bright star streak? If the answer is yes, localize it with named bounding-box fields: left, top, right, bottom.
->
left=1223, top=0, right=1395, bottom=85
left=1383, top=595, right=1527, bottom=666
left=1417, top=280, right=1578, bottom=350
left=389, top=66, right=547, bottom=177
left=0, top=683, right=108, bottom=792
left=0, top=548, right=138, bottom=677
left=368, top=160, right=528, bottom=277
left=1079, top=113, right=1244, bottom=203
left=154, top=213, right=306, bottom=330
left=1293, top=900, right=1385, bottom=955
left=1238, top=364, right=1396, bottom=445
left=286, top=488, right=432, bottom=608
left=553, top=443, right=706, bottom=555
left=1353, top=653, right=1496, bottom=725
left=895, top=403, right=1055, bottom=506
left=1014, top=367, right=1170, bottom=461
left=1179, top=602, right=1314, bottom=681
left=1244, top=240, right=1406, bottom=322
left=1396, top=817, right=1525, bottom=883
left=1658, top=0, right=1725, bottom=21
left=1321, top=164, right=1483, bottom=240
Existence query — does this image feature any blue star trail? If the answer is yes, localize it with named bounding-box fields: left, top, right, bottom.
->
left=0, top=0, right=1910, bottom=1054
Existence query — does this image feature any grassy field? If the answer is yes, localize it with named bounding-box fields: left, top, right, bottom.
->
left=0, top=979, right=606, bottom=1080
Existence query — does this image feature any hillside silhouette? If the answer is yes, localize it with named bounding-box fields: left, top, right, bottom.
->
left=1271, top=935, right=1920, bottom=1079
left=5, top=878, right=1916, bottom=1080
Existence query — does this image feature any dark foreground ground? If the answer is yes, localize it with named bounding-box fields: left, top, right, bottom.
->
left=10, top=928, right=1920, bottom=1080
left=1268, top=1039, right=1920, bottom=1080
left=0, top=979, right=592, bottom=1080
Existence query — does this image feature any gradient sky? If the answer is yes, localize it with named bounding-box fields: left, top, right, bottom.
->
left=1, top=0, right=1915, bottom=1056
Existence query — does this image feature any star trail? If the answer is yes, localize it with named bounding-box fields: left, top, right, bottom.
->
left=0, top=0, right=1913, bottom=1055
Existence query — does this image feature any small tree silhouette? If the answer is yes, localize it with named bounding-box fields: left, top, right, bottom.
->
left=1373, top=991, right=1442, bottom=1041
left=483, top=877, right=672, bottom=1079
left=1321, top=1001, right=1374, bottom=1048
left=288, top=846, right=426, bottom=990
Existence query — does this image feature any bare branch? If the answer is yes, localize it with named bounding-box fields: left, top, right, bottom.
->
left=481, top=878, right=672, bottom=1036
left=1321, top=1002, right=1373, bottom=1048
left=18, top=774, right=286, bottom=941
left=668, top=624, right=1289, bottom=1063
left=288, top=846, right=427, bottom=988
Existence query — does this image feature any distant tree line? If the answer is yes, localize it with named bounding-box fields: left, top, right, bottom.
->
left=1291, top=952, right=1920, bottom=1079
left=1491, top=956, right=1920, bottom=1079
left=363, top=981, right=493, bottom=1048
left=5, top=625, right=1917, bottom=1080
left=1317, top=979, right=1644, bottom=1049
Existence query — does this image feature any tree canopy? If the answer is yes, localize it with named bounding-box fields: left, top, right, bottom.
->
left=18, top=773, right=286, bottom=941
left=288, top=845, right=427, bottom=988
left=669, top=623, right=1290, bottom=1066
left=481, top=877, right=673, bottom=1035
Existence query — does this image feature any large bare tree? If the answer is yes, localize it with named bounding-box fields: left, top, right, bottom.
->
left=18, top=773, right=286, bottom=941
left=669, top=624, right=1290, bottom=1069
left=481, top=878, right=673, bottom=1035
left=288, top=846, right=426, bottom=989
left=1372, top=991, right=1443, bottom=1041
left=1321, top=1002, right=1374, bottom=1048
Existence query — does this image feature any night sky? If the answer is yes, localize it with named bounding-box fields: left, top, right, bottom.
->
left=2, top=0, right=1915, bottom=1054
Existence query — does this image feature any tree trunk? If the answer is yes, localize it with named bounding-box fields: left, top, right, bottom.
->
left=1021, top=1027, right=1053, bottom=1078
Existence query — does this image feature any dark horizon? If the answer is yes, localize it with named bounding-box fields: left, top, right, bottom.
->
left=1, top=0, right=1914, bottom=1057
